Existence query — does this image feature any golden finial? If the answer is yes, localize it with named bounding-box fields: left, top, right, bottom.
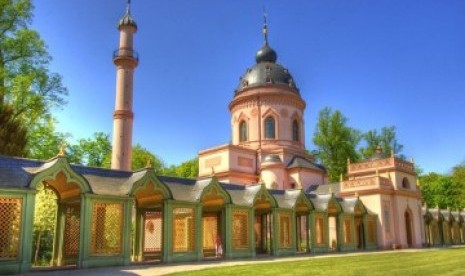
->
left=355, top=191, right=359, bottom=198
left=211, top=167, right=215, bottom=176
left=57, top=143, right=67, bottom=157
left=339, top=173, right=343, bottom=182
left=146, top=157, right=153, bottom=168
left=328, top=185, right=333, bottom=195
left=390, top=149, right=394, bottom=158
left=347, top=158, right=351, bottom=165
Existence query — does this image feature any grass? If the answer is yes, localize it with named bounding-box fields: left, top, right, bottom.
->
left=168, top=248, right=465, bottom=276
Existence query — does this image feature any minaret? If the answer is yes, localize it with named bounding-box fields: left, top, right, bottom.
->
left=111, top=0, right=138, bottom=171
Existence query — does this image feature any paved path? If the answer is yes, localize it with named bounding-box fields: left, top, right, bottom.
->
left=22, top=247, right=454, bottom=276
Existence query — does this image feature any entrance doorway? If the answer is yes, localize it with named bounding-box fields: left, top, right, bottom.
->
left=254, top=212, right=271, bottom=254
left=355, top=217, right=365, bottom=249
left=32, top=172, right=84, bottom=268
left=405, top=211, right=413, bottom=247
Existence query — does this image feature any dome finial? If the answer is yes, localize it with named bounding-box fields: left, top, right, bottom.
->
left=262, top=7, right=268, bottom=45
left=127, top=0, right=131, bottom=13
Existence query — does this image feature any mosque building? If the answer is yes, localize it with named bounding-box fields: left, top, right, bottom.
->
left=0, top=2, right=464, bottom=274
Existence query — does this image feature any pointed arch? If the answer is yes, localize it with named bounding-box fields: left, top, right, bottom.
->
left=405, top=207, right=414, bottom=247
left=353, top=199, right=368, bottom=216
left=199, top=177, right=232, bottom=208
left=294, top=191, right=314, bottom=214
left=326, top=197, right=343, bottom=215
left=253, top=185, right=278, bottom=210
left=290, top=111, right=302, bottom=142
left=30, top=157, right=91, bottom=200
left=239, top=120, right=248, bottom=142
left=262, top=108, right=279, bottom=140
left=130, top=170, right=172, bottom=208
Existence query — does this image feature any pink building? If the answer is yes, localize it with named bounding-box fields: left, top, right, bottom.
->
left=198, top=19, right=425, bottom=249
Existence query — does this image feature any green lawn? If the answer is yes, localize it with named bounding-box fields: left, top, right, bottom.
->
left=168, top=248, right=465, bottom=276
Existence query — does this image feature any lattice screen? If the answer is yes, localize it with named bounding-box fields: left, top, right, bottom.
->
left=64, top=205, right=80, bottom=257
left=279, top=213, right=291, bottom=248
left=202, top=215, right=218, bottom=256
left=315, top=216, right=324, bottom=245
left=0, top=198, right=22, bottom=260
left=91, top=202, right=123, bottom=255
left=144, top=211, right=162, bottom=254
left=344, top=219, right=352, bottom=243
left=173, top=208, right=195, bottom=253
left=232, top=211, right=249, bottom=249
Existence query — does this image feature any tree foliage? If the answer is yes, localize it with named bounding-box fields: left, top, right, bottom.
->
left=419, top=165, right=465, bottom=210
left=0, top=103, right=26, bottom=155
left=130, top=143, right=165, bottom=173
left=32, top=182, right=57, bottom=265
left=359, top=126, right=404, bottom=159
left=0, top=0, right=67, bottom=122
left=71, top=132, right=112, bottom=167
left=312, top=107, right=361, bottom=182
left=164, top=157, right=199, bottom=178
left=26, top=117, right=69, bottom=160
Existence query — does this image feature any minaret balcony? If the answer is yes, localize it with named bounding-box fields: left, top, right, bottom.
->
left=113, top=48, right=139, bottom=62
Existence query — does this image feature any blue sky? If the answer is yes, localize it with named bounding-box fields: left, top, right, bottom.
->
left=31, top=0, right=465, bottom=174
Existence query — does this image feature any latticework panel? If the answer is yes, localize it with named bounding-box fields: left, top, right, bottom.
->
left=0, top=198, right=22, bottom=260
left=91, top=202, right=123, bottom=255
left=232, top=211, right=249, bottom=249
left=315, top=216, right=325, bottom=245
left=173, top=208, right=195, bottom=253
left=64, top=205, right=80, bottom=257
left=144, top=211, right=162, bottom=254
left=202, top=215, right=218, bottom=256
left=279, top=213, right=291, bottom=248
left=344, top=219, right=352, bottom=243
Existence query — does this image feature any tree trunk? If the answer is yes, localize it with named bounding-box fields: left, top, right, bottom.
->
left=34, top=230, right=42, bottom=265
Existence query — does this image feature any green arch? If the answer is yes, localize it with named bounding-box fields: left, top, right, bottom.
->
left=294, top=191, right=314, bottom=211
left=253, top=185, right=278, bottom=208
left=29, top=157, right=91, bottom=193
left=199, top=177, right=232, bottom=204
left=129, top=169, right=173, bottom=200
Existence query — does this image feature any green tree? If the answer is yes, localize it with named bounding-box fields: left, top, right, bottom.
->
left=32, top=182, right=57, bottom=265
left=359, top=126, right=404, bottom=159
left=72, top=132, right=112, bottom=167
left=0, top=0, right=67, bottom=119
left=312, top=107, right=361, bottom=182
left=420, top=171, right=465, bottom=210
left=1, top=0, right=67, bottom=154
left=26, top=117, right=69, bottom=160
left=164, top=157, right=199, bottom=178
left=130, top=143, right=165, bottom=173
left=0, top=104, right=26, bottom=155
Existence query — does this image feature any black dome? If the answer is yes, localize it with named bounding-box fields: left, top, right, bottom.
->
left=256, top=44, right=277, bottom=63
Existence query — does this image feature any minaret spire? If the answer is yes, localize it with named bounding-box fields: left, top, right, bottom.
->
left=111, top=1, right=138, bottom=171
left=262, top=7, right=268, bottom=45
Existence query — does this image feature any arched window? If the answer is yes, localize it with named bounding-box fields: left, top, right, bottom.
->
left=239, top=120, right=247, bottom=142
left=402, top=177, right=410, bottom=189
left=264, top=116, right=276, bottom=139
left=292, top=120, right=299, bottom=141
